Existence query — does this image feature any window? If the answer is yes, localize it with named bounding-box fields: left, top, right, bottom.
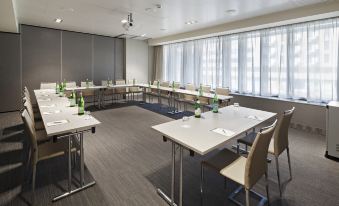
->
left=162, top=18, right=339, bottom=103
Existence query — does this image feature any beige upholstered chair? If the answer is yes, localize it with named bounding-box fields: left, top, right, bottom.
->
left=201, top=120, right=277, bottom=206
left=114, top=79, right=128, bottom=102
left=80, top=81, right=96, bottom=103
left=23, top=100, right=44, bottom=131
left=128, top=79, right=142, bottom=101
left=198, top=85, right=211, bottom=111
left=159, top=81, right=170, bottom=106
left=215, top=87, right=230, bottom=107
left=145, top=80, right=160, bottom=103
left=237, top=107, right=295, bottom=197
left=101, top=80, right=114, bottom=104
left=40, top=82, right=56, bottom=89
left=21, top=109, right=77, bottom=204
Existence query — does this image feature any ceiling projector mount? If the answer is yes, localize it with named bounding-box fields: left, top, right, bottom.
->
left=122, top=13, right=134, bottom=31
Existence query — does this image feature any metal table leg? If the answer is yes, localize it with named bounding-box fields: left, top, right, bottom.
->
left=53, top=132, right=96, bottom=202
left=157, top=142, right=178, bottom=206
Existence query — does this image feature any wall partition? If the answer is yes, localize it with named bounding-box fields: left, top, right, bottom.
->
left=162, top=18, right=339, bottom=103
left=0, top=25, right=124, bottom=112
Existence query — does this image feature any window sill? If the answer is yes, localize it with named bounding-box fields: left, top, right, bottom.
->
left=230, top=92, right=327, bottom=107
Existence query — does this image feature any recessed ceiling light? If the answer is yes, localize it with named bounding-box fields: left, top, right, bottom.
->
left=141, top=34, right=147, bottom=37
left=185, top=20, right=198, bottom=25
left=160, top=28, right=167, bottom=31
left=121, top=19, right=128, bottom=23
left=225, top=9, right=237, bottom=15
left=54, top=18, right=63, bottom=23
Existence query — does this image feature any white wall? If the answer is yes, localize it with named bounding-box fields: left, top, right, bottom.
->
left=125, top=39, right=150, bottom=84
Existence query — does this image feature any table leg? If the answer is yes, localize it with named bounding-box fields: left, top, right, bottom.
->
left=53, top=132, right=96, bottom=202
left=157, top=141, right=178, bottom=206
left=68, top=135, right=72, bottom=192
left=179, top=146, right=183, bottom=206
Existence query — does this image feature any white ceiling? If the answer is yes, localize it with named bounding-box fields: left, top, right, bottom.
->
left=0, top=0, right=18, bottom=33
left=13, top=0, right=331, bottom=39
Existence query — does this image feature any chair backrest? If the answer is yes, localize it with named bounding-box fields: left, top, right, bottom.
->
left=40, top=82, right=56, bottom=89
left=215, top=87, right=230, bottom=96
left=173, top=82, right=181, bottom=89
left=153, top=80, right=158, bottom=86
left=81, top=81, right=94, bottom=87
left=24, top=86, right=31, bottom=101
left=128, top=79, right=136, bottom=84
left=186, top=83, right=195, bottom=91
left=102, top=80, right=110, bottom=86
left=23, top=100, right=35, bottom=124
left=160, top=81, right=169, bottom=87
left=273, top=107, right=295, bottom=156
left=201, top=85, right=211, bottom=93
left=245, top=119, right=277, bottom=189
left=115, top=79, right=126, bottom=85
left=66, top=81, right=77, bottom=88
left=21, top=109, right=38, bottom=166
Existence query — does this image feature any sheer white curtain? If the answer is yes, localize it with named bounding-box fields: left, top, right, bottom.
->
left=162, top=17, right=339, bottom=102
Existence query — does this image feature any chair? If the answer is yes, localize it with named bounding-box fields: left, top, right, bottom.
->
left=21, top=109, right=77, bottom=204
left=80, top=81, right=96, bottom=104
left=201, top=120, right=277, bottom=206
left=145, top=80, right=160, bottom=103
left=128, top=79, right=143, bottom=101
left=64, top=81, right=77, bottom=97
left=198, top=85, right=211, bottom=111
left=179, top=83, right=196, bottom=111
left=101, top=80, right=114, bottom=104
left=114, top=80, right=128, bottom=102
left=159, top=81, right=170, bottom=108
left=215, top=87, right=230, bottom=107
left=40, top=82, right=56, bottom=89
left=23, top=100, right=45, bottom=132
left=236, top=107, right=295, bottom=197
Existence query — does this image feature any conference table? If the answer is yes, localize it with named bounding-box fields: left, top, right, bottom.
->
left=65, top=83, right=233, bottom=113
left=34, top=89, right=101, bottom=201
left=152, top=105, right=276, bottom=206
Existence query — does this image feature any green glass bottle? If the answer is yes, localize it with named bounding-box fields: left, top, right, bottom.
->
left=133, top=78, right=136, bottom=86
left=212, top=93, right=219, bottom=113
left=78, top=92, right=85, bottom=115
left=172, top=81, right=175, bottom=91
left=199, top=84, right=203, bottom=96
left=59, top=83, right=64, bottom=97
left=70, top=90, right=76, bottom=107
left=157, top=80, right=160, bottom=89
left=194, top=98, right=201, bottom=118
left=63, top=79, right=66, bottom=89
left=56, top=82, right=60, bottom=94
left=148, top=81, right=151, bottom=88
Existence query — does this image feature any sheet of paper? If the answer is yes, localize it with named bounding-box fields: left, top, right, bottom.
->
left=211, top=128, right=235, bottom=137
left=46, top=119, right=69, bottom=127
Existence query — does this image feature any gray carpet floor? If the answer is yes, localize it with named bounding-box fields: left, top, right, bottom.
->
left=1, top=103, right=339, bottom=206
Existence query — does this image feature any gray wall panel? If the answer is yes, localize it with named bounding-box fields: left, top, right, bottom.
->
left=93, top=36, right=115, bottom=85
left=0, top=33, right=20, bottom=112
left=115, top=38, right=124, bottom=80
left=62, top=31, right=92, bottom=84
left=22, top=25, right=61, bottom=91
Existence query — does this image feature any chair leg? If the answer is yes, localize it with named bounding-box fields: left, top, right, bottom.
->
left=275, top=156, right=282, bottom=197
left=200, top=164, right=204, bottom=205
left=32, top=164, right=36, bottom=205
left=287, top=147, right=292, bottom=180
left=245, top=188, right=250, bottom=206
left=265, top=172, right=270, bottom=205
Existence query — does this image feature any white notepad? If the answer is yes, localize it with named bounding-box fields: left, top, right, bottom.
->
left=211, top=128, right=235, bottom=137
left=246, top=115, right=263, bottom=121
left=46, top=119, right=69, bottom=127
left=38, top=98, right=51, bottom=102
left=40, top=104, right=56, bottom=108
left=42, top=110, right=61, bottom=115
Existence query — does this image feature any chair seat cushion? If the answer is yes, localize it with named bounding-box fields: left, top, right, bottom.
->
left=38, top=139, right=76, bottom=161
left=237, top=132, right=257, bottom=146
left=202, top=148, right=240, bottom=171
left=220, top=151, right=247, bottom=186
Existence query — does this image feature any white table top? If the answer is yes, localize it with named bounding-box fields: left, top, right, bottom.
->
left=152, top=105, right=276, bottom=155
left=65, top=83, right=232, bottom=101
left=34, top=89, right=101, bottom=136
left=138, top=83, right=233, bottom=101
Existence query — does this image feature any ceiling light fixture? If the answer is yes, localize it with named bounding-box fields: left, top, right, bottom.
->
left=160, top=28, right=167, bottom=31
left=141, top=34, right=147, bottom=37
left=225, top=9, right=237, bottom=15
left=185, top=20, right=198, bottom=25
left=121, top=19, right=128, bottom=23
left=54, top=18, right=63, bottom=23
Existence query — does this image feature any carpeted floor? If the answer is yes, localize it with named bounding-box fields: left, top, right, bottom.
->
left=1, top=102, right=339, bottom=206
